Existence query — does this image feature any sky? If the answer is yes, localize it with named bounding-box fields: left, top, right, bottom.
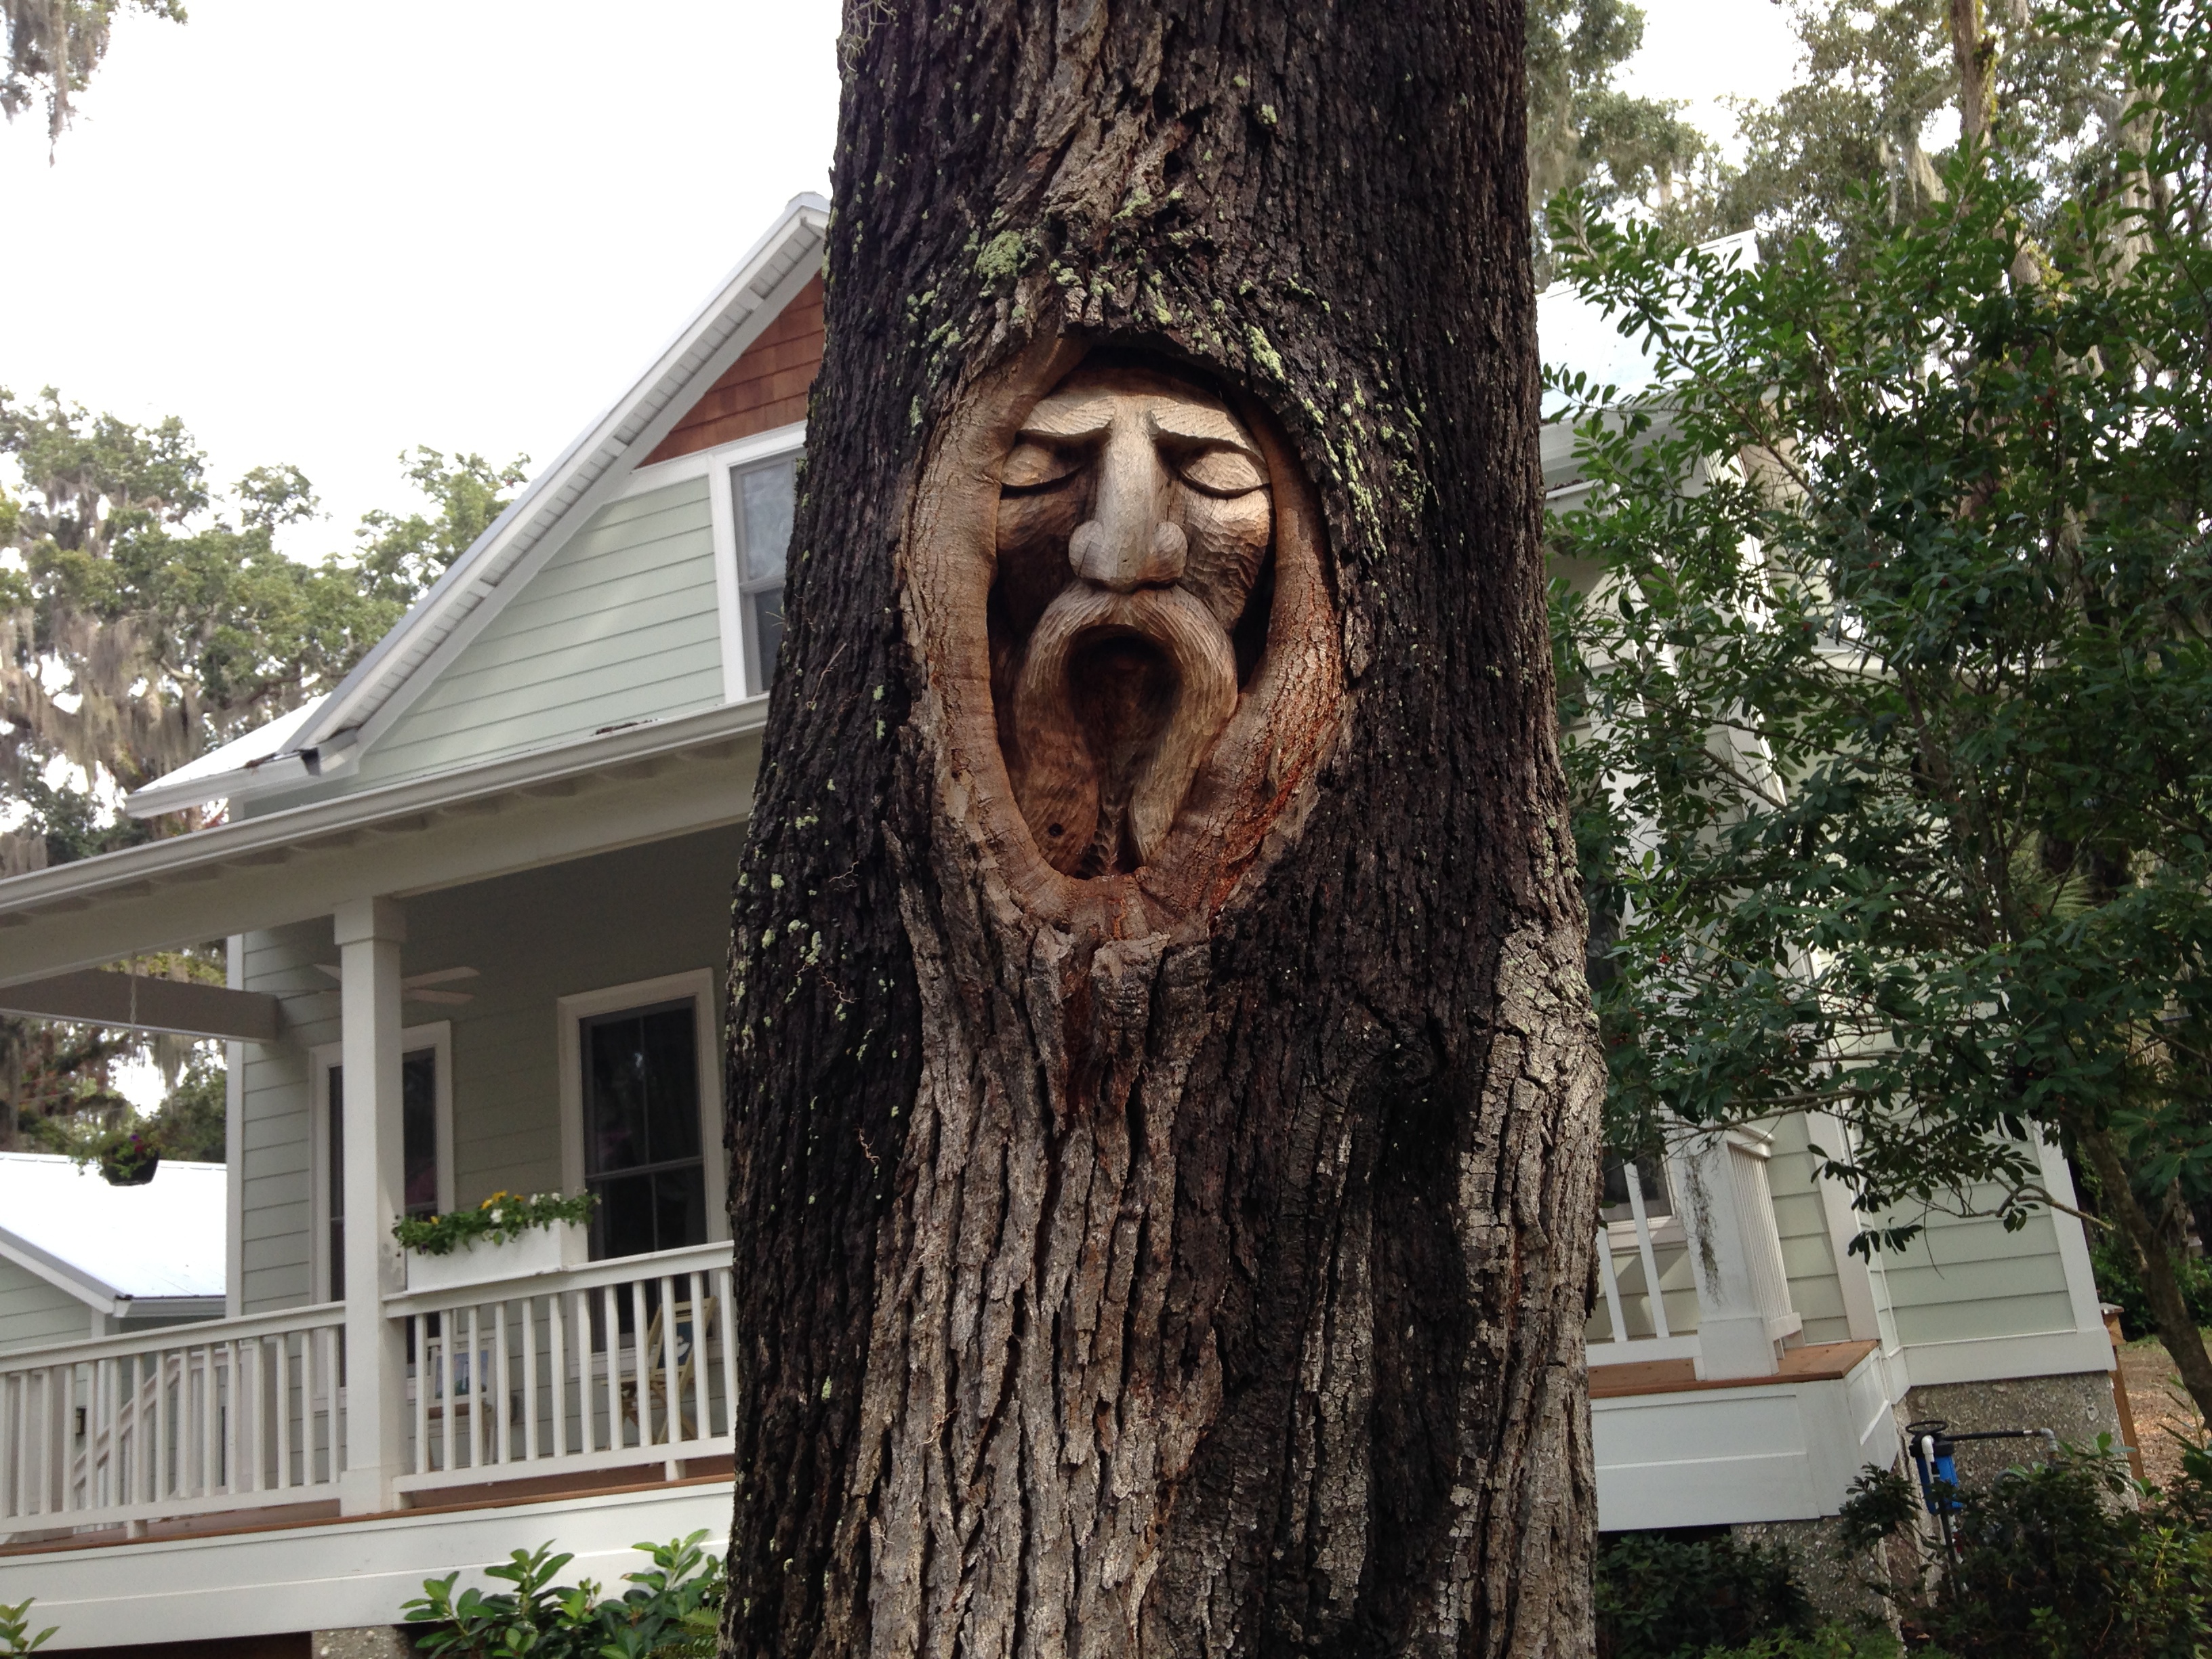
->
left=0, top=0, right=1807, bottom=553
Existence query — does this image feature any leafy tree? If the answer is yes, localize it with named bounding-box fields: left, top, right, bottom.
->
left=1693, top=0, right=2144, bottom=262
left=0, top=395, right=524, bottom=1153
left=1528, top=0, right=1719, bottom=283
left=1550, top=0, right=2212, bottom=1417
left=1, top=390, right=525, bottom=850
left=1595, top=1530, right=1816, bottom=1656
left=1, top=0, right=182, bottom=153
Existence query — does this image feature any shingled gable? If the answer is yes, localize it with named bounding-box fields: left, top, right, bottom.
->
left=643, top=274, right=824, bottom=464
left=127, top=194, right=830, bottom=819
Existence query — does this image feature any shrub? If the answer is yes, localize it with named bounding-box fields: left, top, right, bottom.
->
left=401, top=1531, right=720, bottom=1659
left=1839, top=1437, right=2212, bottom=1658
left=1595, top=1530, right=1817, bottom=1658
left=0, top=1600, right=54, bottom=1657
left=1699, top=1633, right=1901, bottom=1659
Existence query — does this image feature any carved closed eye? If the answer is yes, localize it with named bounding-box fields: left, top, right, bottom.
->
left=1000, top=441, right=1082, bottom=492
left=1174, top=447, right=1267, bottom=498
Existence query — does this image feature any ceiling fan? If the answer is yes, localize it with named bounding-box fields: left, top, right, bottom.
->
left=314, top=964, right=479, bottom=1006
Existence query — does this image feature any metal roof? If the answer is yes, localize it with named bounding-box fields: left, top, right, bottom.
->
left=0, top=1151, right=225, bottom=1308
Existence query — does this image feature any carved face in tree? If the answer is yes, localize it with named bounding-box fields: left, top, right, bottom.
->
left=907, top=344, right=1341, bottom=929
left=993, top=367, right=1273, bottom=877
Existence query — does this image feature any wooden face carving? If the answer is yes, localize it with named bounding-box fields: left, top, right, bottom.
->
left=905, top=346, right=1342, bottom=931
left=996, top=369, right=1273, bottom=876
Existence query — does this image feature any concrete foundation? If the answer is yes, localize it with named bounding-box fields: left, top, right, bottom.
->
left=1902, top=1371, right=2121, bottom=1490
left=1732, top=1514, right=1893, bottom=1626
left=310, top=1632, right=414, bottom=1659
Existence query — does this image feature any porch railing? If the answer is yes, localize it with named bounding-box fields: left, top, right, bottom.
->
left=1586, top=1134, right=1804, bottom=1371
left=0, top=1303, right=347, bottom=1538
left=384, top=1242, right=737, bottom=1496
left=1589, top=1156, right=1702, bottom=1366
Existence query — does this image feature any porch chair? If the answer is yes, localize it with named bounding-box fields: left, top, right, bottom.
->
left=619, top=1294, right=717, bottom=1443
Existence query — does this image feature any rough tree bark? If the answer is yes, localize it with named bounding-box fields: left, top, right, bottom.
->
left=722, top=3, right=1603, bottom=1656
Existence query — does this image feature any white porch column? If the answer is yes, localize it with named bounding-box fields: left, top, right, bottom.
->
left=335, top=897, right=408, bottom=1515
left=1672, top=1131, right=1783, bottom=1380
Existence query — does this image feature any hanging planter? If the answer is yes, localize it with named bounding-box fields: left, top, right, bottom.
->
left=98, top=1134, right=161, bottom=1187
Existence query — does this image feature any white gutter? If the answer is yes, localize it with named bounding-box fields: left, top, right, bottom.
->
left=1, top=697, right=769, bottom=949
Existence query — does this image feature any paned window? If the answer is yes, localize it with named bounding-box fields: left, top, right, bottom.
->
left=734, top=456, right=794, bottom=696
left=580, top=1000, right=708, bottom=1259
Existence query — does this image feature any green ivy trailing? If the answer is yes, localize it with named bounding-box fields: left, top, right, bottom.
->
left=392, top=1191, right=595, bottom=1257
left=402, top=1532, right=720, bottom=1659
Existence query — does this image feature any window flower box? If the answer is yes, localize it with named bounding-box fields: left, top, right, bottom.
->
left=394, top=1191, right=596, bottom=1292
left=405, top=1217, right=588, bottom=1292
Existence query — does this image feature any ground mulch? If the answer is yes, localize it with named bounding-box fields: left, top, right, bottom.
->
left=2120, top=1336, right=2206, bottom=1490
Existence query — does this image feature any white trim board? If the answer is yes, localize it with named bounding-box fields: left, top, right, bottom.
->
left=617, top=420, right=804, bottom=499
left=557, top=969, right=729, bottom=1252
left=1892, top=1326, right=2116, bottom=1390
left=0, top=1479, right=733, bottom=1648
left=1593, top=1345, right=1893, bottom=1531
left=340, top=251, right=823, bottom=770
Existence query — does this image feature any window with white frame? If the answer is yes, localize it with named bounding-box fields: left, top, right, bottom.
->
left=621, top=425, right=802, bottom=703
left=732, top=453, right=795, bottom=697
left=311, top=1023, right=453, bottom=1303
left=558, top=970, right=726, bottom=1261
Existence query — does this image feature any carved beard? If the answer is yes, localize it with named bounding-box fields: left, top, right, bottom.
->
left=1010, top=584, right=1240, bottom=877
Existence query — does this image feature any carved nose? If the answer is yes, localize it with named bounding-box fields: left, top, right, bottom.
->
left=1069, top=518, right=1186, bottom=591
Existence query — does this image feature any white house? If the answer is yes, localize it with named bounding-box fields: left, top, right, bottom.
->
left=0, top=198, right=2121, bottom=1652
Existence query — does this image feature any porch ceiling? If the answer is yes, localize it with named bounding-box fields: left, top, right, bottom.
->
left=0, top=700, right=766, bottom=989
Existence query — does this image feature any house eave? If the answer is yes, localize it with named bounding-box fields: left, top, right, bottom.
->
left=0, top=1229, right=124, bottom=1315
left=207, top=194, right=828, bottom=802
left=0, top=696, right=771, bottom=987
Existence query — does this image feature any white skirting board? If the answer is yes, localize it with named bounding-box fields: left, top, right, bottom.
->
left=1593, top=1348, right=1897, bottom=1532
left=0, top=1481, right=733, bottom=1650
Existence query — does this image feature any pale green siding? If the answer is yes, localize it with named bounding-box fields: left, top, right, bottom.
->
left=286, top=478, right=724, bottom=805
left=1763, top=1113, right=1855, bottom=1346
left=236, top=825, right=741, bottom=1314
left=237, top=919, right=340, bottom=1313
left=0, top=1257, right=91, bottom=1353
left=1881, top=1200, right=2078, bottom=1346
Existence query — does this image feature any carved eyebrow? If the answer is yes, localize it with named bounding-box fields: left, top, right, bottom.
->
left=1018, top=392, right=1259, bottom=457
left=1145, top=403, right=1258, bottom=456
left=1018, top=396, right=1115, bottom=442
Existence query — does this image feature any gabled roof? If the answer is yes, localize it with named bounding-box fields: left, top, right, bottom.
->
left=127, top=192, right=830, bottom=819
left=0, top=1152, right=225, bottom=1313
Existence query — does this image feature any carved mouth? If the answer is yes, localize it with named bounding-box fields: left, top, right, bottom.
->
left=1012, top=586, right=1240, bottom=876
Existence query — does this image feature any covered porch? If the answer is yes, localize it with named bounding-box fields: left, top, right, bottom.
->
left=0, top=701, right=765, bottom=1552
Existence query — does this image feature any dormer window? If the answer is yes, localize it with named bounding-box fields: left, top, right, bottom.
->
left=734, top=455, right=794, bottom=697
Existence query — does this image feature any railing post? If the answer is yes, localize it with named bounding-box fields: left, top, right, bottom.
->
left=335, top=895, right=409, bottom=1515
left=1670, top=1130, right=1785, bottom=1380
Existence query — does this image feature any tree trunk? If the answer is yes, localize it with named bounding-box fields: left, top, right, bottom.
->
left=722, top=4, right=1603, bottom=1656
left=1948, top=0, right=1996, bottom=144
left=2081, top=1124, right=2212, bottom=1426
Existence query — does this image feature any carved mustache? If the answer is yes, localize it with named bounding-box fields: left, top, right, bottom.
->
left=1011, top=582, right=1239, bottom=875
